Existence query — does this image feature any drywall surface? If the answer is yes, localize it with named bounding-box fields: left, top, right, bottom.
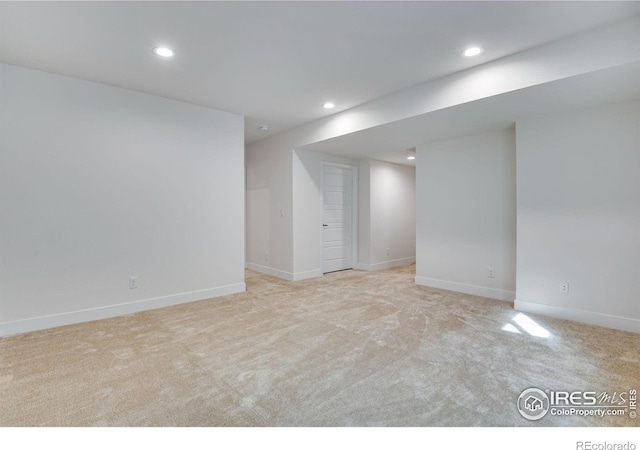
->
left=515, top=101, right=640, bottom=332
left=0, top=64, right=245, bottom=335
left=359, top=159, right=416, bottom=270
left=358, top=160, right=372, bottom=266
left=246, top=137, right=294, bottom=279
left=416, top=129, right=517, bottom=301
left=251, top=17, right=640, bottom=152
left=244, top=17, right=638, bottom=283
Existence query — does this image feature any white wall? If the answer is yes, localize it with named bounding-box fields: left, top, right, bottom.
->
left=244, top=18, right=638, bottom=284
left=249, top=150, right=416, bottom=280
left=359, top=159, right=416, bottom=270
left=293, top=149, right=358, bottom=280
left=415, top=129, right=517, bottom=301
left=245, top=138, right=293, bottom=279
left=358, top=160, right=371, bottom=266
left=515, top=101, right=640, bottom=333
left=0, top=64, right=245, bottom=336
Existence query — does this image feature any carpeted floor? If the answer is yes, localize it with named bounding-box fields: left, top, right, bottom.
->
left=0, top=264, right=638, bottom=426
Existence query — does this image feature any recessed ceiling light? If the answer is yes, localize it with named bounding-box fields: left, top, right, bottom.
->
left=323, top=102, right=335, bottom=109
left=463, top=47, right=484, bottom=57
left=407, top=156, right=416, bottom=160
left=259, top=125, right=269, bottom=131
left=154, top=47, right=175, bottom=58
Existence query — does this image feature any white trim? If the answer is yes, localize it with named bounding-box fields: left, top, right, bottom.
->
left=415, top=276, right=515, bottom=302
left=292, top=269, right=323, bottom=281
left=246, top=262, right=294, bottom=281
left=515, top=299, right=640, bottom=334
left=0, top=283, right=246, bottom=338
left=247, top=263, right=323, bottom=282
left=357, top=256, right=416, bottom=271
left=321, top=161, right=359, bottom=274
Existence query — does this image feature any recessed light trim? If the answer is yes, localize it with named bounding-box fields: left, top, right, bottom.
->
left=407, top=156, right=416, bottom=160
left=323, top=102, right=335, bottom=109
left=463, top=46, right=484, bottom=57
left=154, top=47, right=175, bottom=58
left=259, top=125, right=269, bottom=131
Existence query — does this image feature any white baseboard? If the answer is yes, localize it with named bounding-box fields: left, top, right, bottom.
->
left=0, top=283, right=246, bottom=338
left=246, top=262, right=294, bottom=281
left=415, top=276, right=515, bottom=302
left=292, top=269, right=323, bottom=281
left=515, top=299, right=640, bottom=334
left=247, top=263, right=323, bottom=281
left=357, top=256, right=416, bottom=271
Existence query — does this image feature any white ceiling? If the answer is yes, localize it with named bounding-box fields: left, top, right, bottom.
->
left=301, top=61, right=640, bottom=166
left=1, top=1, right=639, bottom=144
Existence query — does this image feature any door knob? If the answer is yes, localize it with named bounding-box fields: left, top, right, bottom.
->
left=323, top=224, right=328, bottom=228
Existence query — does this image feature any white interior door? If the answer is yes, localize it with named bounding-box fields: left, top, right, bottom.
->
left=323, top=164, right=353, bottom=273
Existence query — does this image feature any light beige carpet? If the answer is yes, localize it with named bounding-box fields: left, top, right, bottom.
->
left=0, top=264, right=638, bottom=426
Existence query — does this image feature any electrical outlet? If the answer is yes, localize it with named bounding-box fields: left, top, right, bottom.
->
left=386, top=248, right=390, bottom=256
left=264, top=252, right=269, bottom=262
left=487, top=267, right=495, bottom=278
left=129, top=276, right=138, bottom=289
left=559, top=282, right=569, bottom=294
